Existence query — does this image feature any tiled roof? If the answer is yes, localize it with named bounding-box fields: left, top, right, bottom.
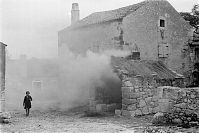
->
left=66, top=1, right=148, bottom=30
left=111, top=57, right=184, bottom=80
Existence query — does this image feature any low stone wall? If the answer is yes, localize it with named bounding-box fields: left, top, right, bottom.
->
left=89, top=99, right=121, bottom=113
left=158, top=86, right=199, bottom=115
left=121, top=76, right=160, bottom=117
left=121, top=76, right=199, bottom=117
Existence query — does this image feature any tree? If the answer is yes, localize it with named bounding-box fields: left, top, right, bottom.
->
left=180, top=4, right=199, bottom=28
left=192, top=4, right=199, bottom=16
left=180, top=12, right=199, bottom=28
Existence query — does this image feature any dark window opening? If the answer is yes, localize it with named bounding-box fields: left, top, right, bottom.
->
left=195, top=48, right=199, bottom=62
left=160, top=19, right=165, bottom=27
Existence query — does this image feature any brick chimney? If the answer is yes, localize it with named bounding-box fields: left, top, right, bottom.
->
left=71, top=3, right=80, bottom=25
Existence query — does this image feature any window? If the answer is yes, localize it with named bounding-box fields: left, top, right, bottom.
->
left=195, top=48, right=199, bottom=62
left=32, top=80, right=42, bottom=90
left=160, top=19, right=165, bottom=27
left=158, top=43, right=169, bottom=58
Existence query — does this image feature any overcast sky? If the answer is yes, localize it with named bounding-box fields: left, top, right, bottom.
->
left=0, top=0, right=198, bottom=59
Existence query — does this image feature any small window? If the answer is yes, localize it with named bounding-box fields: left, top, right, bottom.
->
left=32, top=80, right=42, bottom=90
left=160, top=19, right=165, bottom=27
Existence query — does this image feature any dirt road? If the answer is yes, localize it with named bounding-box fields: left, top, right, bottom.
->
left=1, top=109, right=150, bottom=133
left=1, top=110, right=199, bottom=133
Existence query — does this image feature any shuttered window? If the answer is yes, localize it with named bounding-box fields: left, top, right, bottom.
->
left=158, top=43, right=169, bottom=58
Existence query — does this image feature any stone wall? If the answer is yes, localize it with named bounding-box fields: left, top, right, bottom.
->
left=121, top=75, right=199, bottom=117
left=58, top=21, right=123, bottom=55
left=0, top=43, right=6, bottom=112
left=121, top=76, right=160, bottom=117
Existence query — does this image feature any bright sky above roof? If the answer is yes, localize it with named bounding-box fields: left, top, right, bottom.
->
left=0, top=0, right=198, bottom=58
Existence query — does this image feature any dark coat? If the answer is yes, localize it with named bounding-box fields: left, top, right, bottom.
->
left=23, top=95, right=32, bottom=109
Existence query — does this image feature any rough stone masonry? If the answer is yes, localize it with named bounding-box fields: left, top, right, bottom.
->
left=121, top=71, right=199, bottom=118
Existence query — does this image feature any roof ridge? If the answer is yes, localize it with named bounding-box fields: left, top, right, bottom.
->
left=63, top=1, right=149, bottom=30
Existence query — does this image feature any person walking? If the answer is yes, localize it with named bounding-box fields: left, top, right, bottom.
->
left=23, top=91, right=32, bottom=116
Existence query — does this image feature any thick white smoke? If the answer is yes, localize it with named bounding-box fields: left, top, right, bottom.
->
left=5, top=47, right=130, bottom=111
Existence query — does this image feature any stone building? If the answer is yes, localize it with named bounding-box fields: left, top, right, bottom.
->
left=58, top=0, right=191, bottom=74
left=0, top=42, right=7, bottom=112
left=88, top=56, right=185, bottom=113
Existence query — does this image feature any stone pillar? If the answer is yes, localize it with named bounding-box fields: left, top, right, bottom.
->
left=0, top=42, right=7, bottom=112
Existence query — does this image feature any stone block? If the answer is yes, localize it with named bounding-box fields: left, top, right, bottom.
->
left=122, top=104, right=128, bottom=110
left=122, top=98, right=137, bottom=105
left=152, top=106, right=160, bottom=113
left=147, top=91, right=153, bottom=97
left=2, top=119, right=10, bottom=124
left=152, top=96, right=159, bottom=102
left=190, top=94, right=196, bottom=99
left=159, top=99, right=171, bottom=113
left=130, top=111, right=136, bottom=117
left=96, top=104, right=107, bottom=112
left=148, top=107, right=153, bottom=114
left=115, top=109, right=122, bottom=116
left=127, top=104, right=137, bottom=111
left=0, top=112, right=11, bottom=119
left=145, top=97, right=152, bottom=104
left=174, top=103, right=186, bottom=109
left=152, top=112, right=166, bottom=125
left=141, top=106, right=149, bottom=115
left=138, top=99, right=146, bottom=108
left=129, top=92, right=141, bottom=99
left=122, top=110, right=131, bottom=117
left=154, top=101, right=159, bottom=107
left=122, top=92, right=130, bottom=99
left=135, top=109, right=142, bottom=116
left=122, top=87, right=133, bottom=93
left=188, top=104, right=197, bottom=110
left=122, top=110, right=136, bottom=117
left=172, top=118, right=182, bottom=125
left=140, top=92, right=146, bottom=96
left=123, top=80, right=133, bottom=87
left=149, top=101, right=155, bottom=107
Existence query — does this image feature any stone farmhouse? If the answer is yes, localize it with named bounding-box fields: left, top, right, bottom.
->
left=57, top=0, right=199, bottom=118
left=58, top=0, right=192, bottom=75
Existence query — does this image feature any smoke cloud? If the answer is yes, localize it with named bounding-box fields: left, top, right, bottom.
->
left=5, top=47, right=130, bottom=111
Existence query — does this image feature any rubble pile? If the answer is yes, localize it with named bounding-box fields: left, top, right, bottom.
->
left=0, top=112, right=11, bottom=124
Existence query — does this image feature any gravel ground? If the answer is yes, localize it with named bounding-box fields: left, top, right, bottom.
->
left=1, top=109, right=199, bottom=133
